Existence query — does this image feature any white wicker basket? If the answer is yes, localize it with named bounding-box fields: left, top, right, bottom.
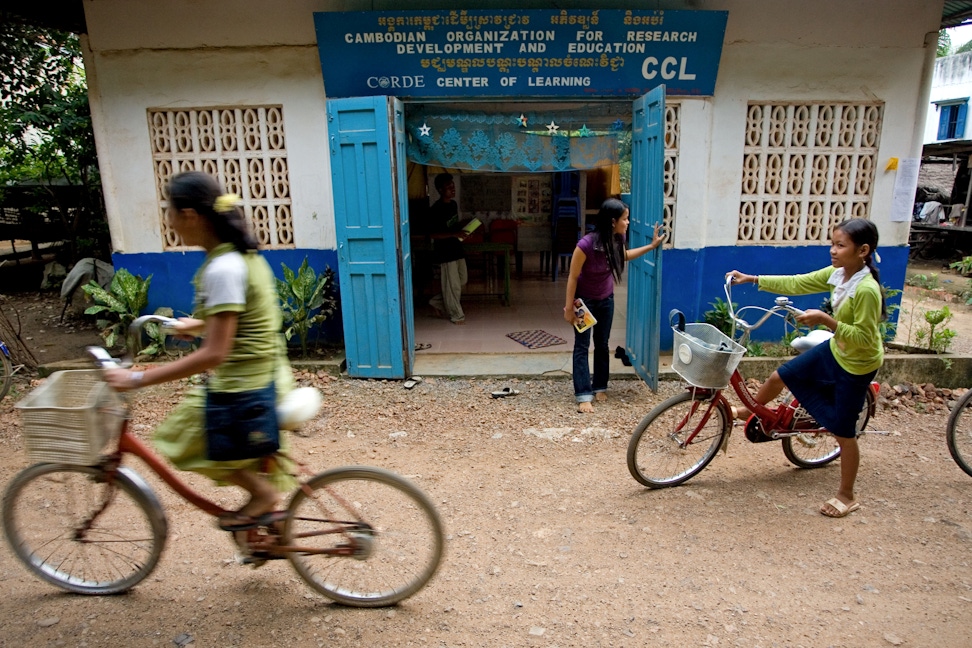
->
left=16, top=370, right=126, bottom=465
left=671, top=323, right=746, bottom=389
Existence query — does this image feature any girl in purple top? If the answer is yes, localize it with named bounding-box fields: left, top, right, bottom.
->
left=564, top=198, right=664, bottom=413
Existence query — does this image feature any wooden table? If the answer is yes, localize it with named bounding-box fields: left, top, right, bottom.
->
left=411, top=239, right=513, bottom=306
left=909, top=223, right=972, bottom=260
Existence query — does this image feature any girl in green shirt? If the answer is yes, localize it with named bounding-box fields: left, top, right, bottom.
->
left=727, top=218, right=885, bottom=519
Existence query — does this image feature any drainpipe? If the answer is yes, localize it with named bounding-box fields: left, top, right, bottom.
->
left=913, top=31, right=939, bottom=156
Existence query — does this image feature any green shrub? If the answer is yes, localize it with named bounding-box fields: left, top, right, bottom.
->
left=82, top=268, right=151, bottom=349
left=276, top=258, right=338, bottom=358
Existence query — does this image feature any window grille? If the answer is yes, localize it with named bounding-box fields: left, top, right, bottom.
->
left=738, top=102, right=882, bottom=244
left=149, top=106, right=294, bottom=250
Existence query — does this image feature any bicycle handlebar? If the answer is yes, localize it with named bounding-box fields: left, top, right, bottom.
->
left=723, top=274, right=805, bottom=344
left=85, top=314, right=183, bottom=371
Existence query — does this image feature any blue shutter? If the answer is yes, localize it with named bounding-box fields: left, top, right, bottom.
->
left=938, top=106, right=950, bottom=140
left=625, top=86, right=666, bottom=391
left=327, top=96, right=413, bottom=378
left=957, top=103, right=968, bottom=140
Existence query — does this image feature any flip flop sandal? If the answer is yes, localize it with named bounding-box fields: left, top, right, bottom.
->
left=414, top=343, right=432, bottom=351
left=218, top=510, right=290, bottom=532
left=491, top=387, right=521, bottom=398
left=404, top=376, right=424, bottom=389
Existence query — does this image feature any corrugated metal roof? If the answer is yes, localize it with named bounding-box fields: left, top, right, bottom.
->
left=943, top=1, right=972, bottom=28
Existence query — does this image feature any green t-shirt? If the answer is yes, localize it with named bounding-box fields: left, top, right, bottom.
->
left=193, top=243, right=286, bottom=391
left=758, top=266, right=883, bottom=375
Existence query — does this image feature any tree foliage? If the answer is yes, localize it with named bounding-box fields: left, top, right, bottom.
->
left=938, top=29, right=952, bottom=57
left=0, top=18, right=109, bottom=261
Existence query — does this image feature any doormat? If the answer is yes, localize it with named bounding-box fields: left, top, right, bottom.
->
left=506, top=329, right=567, bottom=349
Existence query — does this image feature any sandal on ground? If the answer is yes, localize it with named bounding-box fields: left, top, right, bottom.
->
left=820, top=497, right=860, bottom=518
left=217, top=510, right=289, bottom=532
left=491, top=387, right=521, bottom=398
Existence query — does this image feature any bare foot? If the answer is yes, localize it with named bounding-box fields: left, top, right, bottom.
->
left=577, top=401, right=594, bottom=413
left=452, top=318, right=466, bottom=325
left=595, top=392, right=607, bottom=403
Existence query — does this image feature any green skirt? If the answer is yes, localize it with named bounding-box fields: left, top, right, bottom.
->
left=153, top=364, right=298, bottom=492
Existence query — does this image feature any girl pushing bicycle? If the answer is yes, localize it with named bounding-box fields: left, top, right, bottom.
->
left=727, top=217, right=885, bottom=519
left=104, top=171, right=296, bottom=550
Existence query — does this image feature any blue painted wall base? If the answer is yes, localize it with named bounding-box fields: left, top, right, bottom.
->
left=111, top=248, right=344, bottom=345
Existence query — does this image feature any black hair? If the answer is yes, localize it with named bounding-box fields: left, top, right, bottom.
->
left=835, top=217, right=886, bottom=320
left=434, top=172, right=454, bottom=193
left=167, top=171, right=258, bottom=252
left=590, top=198, right=628, bottom=283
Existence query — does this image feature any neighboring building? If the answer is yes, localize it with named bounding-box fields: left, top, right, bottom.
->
left=924, top=51, right=972, bottom=143
left=10, top=1, right=950, bottom=378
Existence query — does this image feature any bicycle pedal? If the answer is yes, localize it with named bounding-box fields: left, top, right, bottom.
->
left=744, top=418, right=775, bottom=443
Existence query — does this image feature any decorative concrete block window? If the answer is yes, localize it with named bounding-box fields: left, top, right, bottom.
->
left=739, top=102, right=883, bottom=244
left=936, top=100, right=968, bottom=141
left=662, top=103, right=679, bottom=247
left=148, top=106, right=294, bottom=250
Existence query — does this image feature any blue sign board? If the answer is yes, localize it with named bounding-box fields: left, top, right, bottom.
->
left=314, top=9, right=727, bottom=98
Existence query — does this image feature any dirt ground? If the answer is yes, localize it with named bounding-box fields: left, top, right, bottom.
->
left=0, top=276, right=971, bottom=647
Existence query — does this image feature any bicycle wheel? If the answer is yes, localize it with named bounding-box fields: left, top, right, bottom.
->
left=0, top=346, right=12, bottom=401
left=285, top=466, right=444, bottom=607
left=2, top=464, right=167, bottom=595
left=626, top=391, right=729, bottom=488
left=946, top=389, right=972, bottom=478
left=781, top=388, right=874, bottom=468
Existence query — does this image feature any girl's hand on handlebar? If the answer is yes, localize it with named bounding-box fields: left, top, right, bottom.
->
left=726, top=270, right=757, bottom=285
left=172, top=317, right=205, bottom=340
left=794, top=308, right=833, bottom=329
left=104, top=368, right=140, bottom=392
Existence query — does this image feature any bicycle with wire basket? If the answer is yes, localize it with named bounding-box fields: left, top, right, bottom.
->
left=627, top=275, right=880, bottom=488
left=1, top=315, right=444, bottom=606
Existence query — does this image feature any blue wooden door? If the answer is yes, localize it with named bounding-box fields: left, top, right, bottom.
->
left=625, top=86, right=666, bottom=391
left=327, top=96, right=413, bottom=378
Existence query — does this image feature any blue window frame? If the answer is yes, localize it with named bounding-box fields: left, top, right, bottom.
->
left=937, top=101, right=968, bottom=140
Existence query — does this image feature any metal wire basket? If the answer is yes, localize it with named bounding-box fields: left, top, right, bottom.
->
left=16, top=370, right=125, bottom=465
left=671, top=323, right=746, bottom=389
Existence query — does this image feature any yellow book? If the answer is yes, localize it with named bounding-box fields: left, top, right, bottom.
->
left=461, top=218, right=483, bottom=236
left=573, top=298, right=597, bottom=333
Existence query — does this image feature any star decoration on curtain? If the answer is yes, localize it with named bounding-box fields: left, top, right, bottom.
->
left=611, top=119, right=625, bottom=131
left=419, top=123, right=431, bottom=137
left=577, top=125, right=593, bottom=138
left=546, top=121, right=559, bottom=135
left=518, top=114, right=528, bottom=128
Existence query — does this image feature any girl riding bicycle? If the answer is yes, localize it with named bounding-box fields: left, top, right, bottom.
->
left=727, top=217, right=885, bottom=518
left=104, top=171, right=296, bottom=548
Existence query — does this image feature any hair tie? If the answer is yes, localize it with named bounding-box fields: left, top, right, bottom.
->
left=873, top=251, right=881, bottom=264
left=213, top=193, right=241, bottom=214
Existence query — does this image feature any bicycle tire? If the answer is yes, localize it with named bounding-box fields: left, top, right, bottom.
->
left=2, top=463, right=168, bottom=595
left=781, top=388, right=874, bottom=468
left=946, top=388, right=972, bottom=478
left=0, top=346, right=11, bottom=401
left=285, top=466, right=444, bottom=607
left=627, top=391, right=729, bottom=488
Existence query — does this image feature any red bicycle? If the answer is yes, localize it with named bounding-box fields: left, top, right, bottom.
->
left=627, top=276, right=879, bottom=488
left=2, top=316, right=444, bottom=606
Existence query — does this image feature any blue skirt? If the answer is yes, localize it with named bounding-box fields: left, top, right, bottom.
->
left=777, top=341, right=876, bottom=438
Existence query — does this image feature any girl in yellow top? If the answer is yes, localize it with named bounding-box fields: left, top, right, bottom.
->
left=105, top=171, right=295, bottom=549
left=727, top=218, right=885, bottom=519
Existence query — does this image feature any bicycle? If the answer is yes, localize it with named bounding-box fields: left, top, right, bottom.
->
left=2, top=315, right=444, bottom=606
left=627, top=275, right=880, bottom=488
left=945, top=387, right=972, bottom=478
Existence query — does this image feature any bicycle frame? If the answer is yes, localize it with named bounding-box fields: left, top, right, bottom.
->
left=94, top=419, right=369, bottom=558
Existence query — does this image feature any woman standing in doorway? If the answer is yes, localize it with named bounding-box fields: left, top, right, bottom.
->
left=564, top=198, right=663, bottom=413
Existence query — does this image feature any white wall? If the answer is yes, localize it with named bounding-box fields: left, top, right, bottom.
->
left=80, top=0, right=942, bottom=253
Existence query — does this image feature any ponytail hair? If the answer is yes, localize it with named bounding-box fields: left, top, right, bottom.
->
left=835, top=218, right=886, bottom=320
left=167, top=171, right=259, bottom=252
left=590, top=198, right=628, bottom=283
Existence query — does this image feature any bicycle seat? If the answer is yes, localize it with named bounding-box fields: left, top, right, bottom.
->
left=277, top=387, right=323, bottom=430
left=790, top=329, right=834, bottom=354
